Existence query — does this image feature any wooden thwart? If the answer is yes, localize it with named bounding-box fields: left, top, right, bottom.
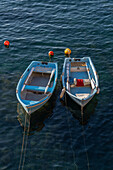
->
left=34, top=66, right=52, bottom=73
left=70, top=66, right=86, bottom=72
left=76, top=93, right=89, bottom=99
left=71, top=62, right=86, bottom=67
left=24, top=85, right=51, bottom=92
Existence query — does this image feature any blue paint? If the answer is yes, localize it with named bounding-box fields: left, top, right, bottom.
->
left=70, top=71, right=89, bottom=79
left=24, top=85, right=52, bottom=92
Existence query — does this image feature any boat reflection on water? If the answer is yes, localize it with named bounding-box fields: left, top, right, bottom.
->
left=17, top=91, right=57, bottom=134
left=60, top=93, right=98, bottom=125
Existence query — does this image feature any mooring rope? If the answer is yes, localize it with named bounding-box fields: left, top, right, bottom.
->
left=22, top=115, right=30, bottom=170
left=65, top=94, right=78, bottom=170
left=18, top=114, right=27, bottom=170
left=18, top=114, right=31, bottom=170
left=81, top=107, right=90, bottom=170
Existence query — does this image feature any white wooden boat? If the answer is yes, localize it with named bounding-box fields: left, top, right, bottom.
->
left=16, top=61, right=58, bottom=114
left=60, top=57, right=99, bottom=107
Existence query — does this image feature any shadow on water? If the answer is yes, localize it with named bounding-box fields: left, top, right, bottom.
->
left=17, top=91, right=57, bottom=135
left=60, top=93, right=98, bottom=125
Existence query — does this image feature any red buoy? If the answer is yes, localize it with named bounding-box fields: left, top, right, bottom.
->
left=4, top=40, right=10, bottom=47
left=48, top=51, right=54, bottom=57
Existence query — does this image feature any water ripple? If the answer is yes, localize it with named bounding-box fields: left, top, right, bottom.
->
left=0, top=0, right=113, bottom=169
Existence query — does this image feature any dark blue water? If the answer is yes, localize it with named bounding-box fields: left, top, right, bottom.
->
left=0, top=0, right=113, bottom=169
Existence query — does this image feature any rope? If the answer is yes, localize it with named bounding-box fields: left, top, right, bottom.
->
left=65, top=94, right=78, bottom=170
left=81, top=107, right=90, bottom=170
left=18, top=114, right=27, bottom=170
left=22, top=115, right=31, bottom=170
left=18, top=114, right=31, bottom=170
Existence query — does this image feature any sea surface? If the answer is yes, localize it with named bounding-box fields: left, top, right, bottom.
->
left=0, top=0, right=113, bottom=169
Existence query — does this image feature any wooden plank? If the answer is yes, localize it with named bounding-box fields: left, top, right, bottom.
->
left=21, top=67, right=34, bottom=92
left=34, top=66, right=52, bottom=73
left=76, top=93, right=89, bottom=99
left=71, top=62, right=86, bottom=67
left=25, top=67, right=34, bottom=84
left=24, top=85, right=51, bottom=92
left=70, top=67, right=86, bottom=72
left=44, top=69, right=55, bottom=94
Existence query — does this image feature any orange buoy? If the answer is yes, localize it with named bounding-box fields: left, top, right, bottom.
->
left=4, top=40, right=10, bottom=48
left=48, top=51, right=54, bottom=61
left=49, top=51, right=54, bottom=57
left=64, top=48, right=71, bottom=57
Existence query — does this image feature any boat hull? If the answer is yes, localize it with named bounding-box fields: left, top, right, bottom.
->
left=67, top=91, right=95, bottom=107
left=16, top=61, right=58, bottom=114
left=23, top=96, right=51, bottom=114
left=61, top=57, right=99, bottom=108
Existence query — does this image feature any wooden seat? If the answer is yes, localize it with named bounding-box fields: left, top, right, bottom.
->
left=70, top=66, right=86, bottom=72
left=76, top=93, right=89, bottom=99
left=71, top=62, right=86, bottom=67
left=34, top=66, right=52, bottom=73
left=24, top=85, right=51, bottom=92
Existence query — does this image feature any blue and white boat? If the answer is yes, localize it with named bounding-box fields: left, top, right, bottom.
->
left=60, top=57, right=99, bottom=107
left=16, top=61, right=58, bottom=114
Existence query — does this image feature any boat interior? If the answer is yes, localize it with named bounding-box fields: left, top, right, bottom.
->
left=21, top=67, right=54, bottom=101
left=66, top=61, right=95, bottom=99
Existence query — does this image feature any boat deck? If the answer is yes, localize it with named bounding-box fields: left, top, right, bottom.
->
left=69, top=64, right=92, bottom=96
left=27, top=72, right=50, bottom=87
left=70, top=71, right=89, bottom=79
left=21, top=72, right=53, bottom=101
left=70, top=86, right=92, bottom=95
left=21, top=90, right=47, bottom=101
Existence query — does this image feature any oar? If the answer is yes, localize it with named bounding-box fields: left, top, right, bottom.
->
left=60, top=87, right=66, bottom=99
left=44, top=69, right=55, bottom=94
